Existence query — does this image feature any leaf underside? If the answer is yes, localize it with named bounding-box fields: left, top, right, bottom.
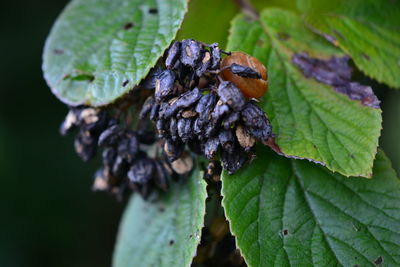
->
left=222, top=146, right=400, bottom=267
left=298, top=0, right=400, bottom=89
left=43, top=0, right=187, bottom=106
left=226, top=8, right=382, bottom=177
left=112, top=169, right=207, bottom=267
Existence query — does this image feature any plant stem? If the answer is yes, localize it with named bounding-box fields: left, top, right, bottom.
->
left=233, top=0, right=259, bottom=19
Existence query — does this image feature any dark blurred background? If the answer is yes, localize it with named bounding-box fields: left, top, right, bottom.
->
left=0, top=1, right=399, bottom=267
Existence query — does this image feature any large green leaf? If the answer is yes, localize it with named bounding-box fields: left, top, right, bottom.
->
left=112, top=169, right=207, bottom=267
left=226, top=8, right=382, bottom=177
left=43, top=0, right=187, bottom=106
left=222, top=146, right=400, bottom=267
left=298, top=0, right=400, bottom=89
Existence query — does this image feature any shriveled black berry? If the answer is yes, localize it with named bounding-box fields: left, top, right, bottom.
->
left=60, top=109, right=79, bottom=136
left=155, top=70, right=176, bottom=102
left=79, top=108, right=107, bottom=133
left=118, top=134, right=139, bottom=160
left=222, top=111, right=240, bottom=129
left=195, top=93, right=217, bottom=126
left=164, top=138, right=184, bottom=162
left=74, top=130, right=97, bottom=161
left=165, top=41, right=181, bottom=69
left=204, top=160, right=222, bottom=181
left=169, top=117, right=179, bottom=142
left=98, top=125, right=123, bottom=146
left=209, top=43, right=221, bottom=70
left=112, top=156, right=129, bottom=178
left=207, top=100, right=230, bottom=137
left=177, top=118, right=193, bottom=142
left=161, top=87, right=202, bottom=118
left=217, top=81, right=245, bottom=111
left=218, top=129, right=235, bottom=154
left=102, top=147, right=117, bottom=167
left=221, top=145, right=247, bottom=175
left=128, top=157, right=154, bottom=184
left=241, top=102, right=272, bottom=141
left=204, top=136, right=220, bottom=159
left=139, top=96, right=155, bottom=119
left=149, top=103, right=160, bottom=121
left=196, top=51, right=212, bottom=77
left=229, top=63, right=262, bottom=79
left=156, top=119, right=168, bottom=138
left=92, top=168, right=109, bottom=192
left=193, top=118, right=203, bottom=136
left=180, top=39, right=202, bottom=67
left=141, top=67, right=163, bottom=89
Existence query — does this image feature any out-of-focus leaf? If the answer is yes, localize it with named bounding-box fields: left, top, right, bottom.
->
left=298, top=0, right=400, bottom=89
left=112, top=169, right=207, bottom=267
left=43, top=0, right=187, bottom=106
left=222, top=146, right=400, bottom=267
left=226, top=8, right=382, bottom=177
left=176, top=0, right=238, bottom=48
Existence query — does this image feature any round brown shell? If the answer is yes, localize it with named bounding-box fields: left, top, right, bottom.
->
left=220, top=52, right=268, bottom=99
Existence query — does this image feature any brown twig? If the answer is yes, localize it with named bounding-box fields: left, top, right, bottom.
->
left=233, top=0, right=259, bottom=20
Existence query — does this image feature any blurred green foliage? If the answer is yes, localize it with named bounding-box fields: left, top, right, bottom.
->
left=0, top=1, right=124, bottom=267
left=0, top=0, right=399, bottom=267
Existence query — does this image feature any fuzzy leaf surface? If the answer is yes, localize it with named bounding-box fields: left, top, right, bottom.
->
left=112, top=169, right=207, bottom=267
left=43, top=0, right=187, bottom=106
left=222, top=147, right=400, bottom=267
left=226, top=8, right=382, bottom=177
left=299, top=0, right=400, bottom=88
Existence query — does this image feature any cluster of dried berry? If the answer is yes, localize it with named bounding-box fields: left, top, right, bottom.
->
left=59, top=39, right=273, bottom=199
left=140, top=39, right=273, bottom=174
left=60, top=105, right=192, bottom=199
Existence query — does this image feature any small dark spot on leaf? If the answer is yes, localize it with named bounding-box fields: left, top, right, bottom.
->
left=349, top=154, right=354, bottom=159
left=63, top=73, right=95, bottom=83
left=123, top=22, right=134, bottom=30
left=122, top=80, right=129, bottom=87
left=149, top=8, right=158, bottom=14
left=256, top=39, right=264, bottom=47
left=374, top=256, right=384, bottom=265
left=361, top=53, right=370, bottom=61
left=277, top=32, right=290, bottom=41
left=282, top=229, right=289, bottom=236
left=53, top=49, right=64, bottom=55
left=159, top=207, right=165, bottom=212
left=189, top=234, right=193, bottom=238
left=169, top=240, right=174, bottom=245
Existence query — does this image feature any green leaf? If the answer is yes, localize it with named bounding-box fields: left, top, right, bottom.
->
left=112, top=168, right=207, bottom=267
left=226, top=8, right=382, bottom=177
left=176, top=0, right=239, bottom=48
left=43, top=0, right=187, bottom=106
left=298, top=0, right=400, bottom=89
left=222, top=146, right=400, bottom=267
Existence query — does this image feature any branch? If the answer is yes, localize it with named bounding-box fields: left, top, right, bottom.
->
left=233, top=0, right=259, bottom=20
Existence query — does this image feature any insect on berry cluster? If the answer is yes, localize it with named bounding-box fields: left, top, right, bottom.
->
left=141, top=39, right=272, bottom=175
left=59, top=39, right=272, bottom=199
